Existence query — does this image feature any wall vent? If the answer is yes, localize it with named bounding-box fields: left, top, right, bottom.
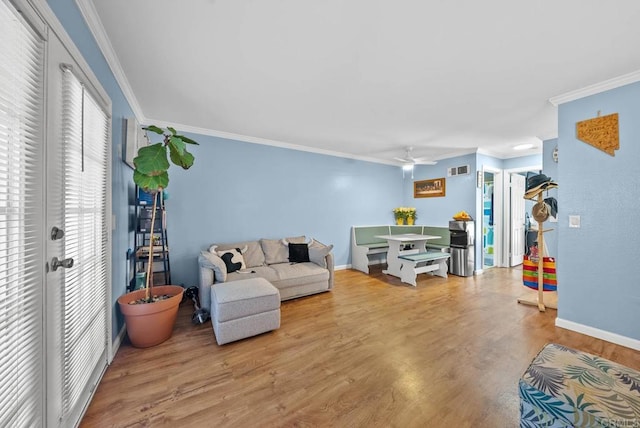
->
left=447, top=165, right=470, bottom=177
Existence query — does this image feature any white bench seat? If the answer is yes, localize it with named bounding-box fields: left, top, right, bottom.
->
left=398, top=251, right=450, bottom=286
left=351, top=225, right=450, bottom=274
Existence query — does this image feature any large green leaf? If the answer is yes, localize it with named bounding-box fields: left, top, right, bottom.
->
left=133, top=143, right=170, bottom=176
left=133, top=169, right=169, bottom=192
left=143, top=125, right=164, bottom=135
left=175, top=134, right=199, bottom=145
left=133, top=125, right=198, bottom=192
left=169, top=135, right=186, bottom=156
left=169, top=145, right=195, bottom=169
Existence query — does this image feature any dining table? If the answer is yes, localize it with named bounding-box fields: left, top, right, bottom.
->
left=375, top=233, right=442, bottom=278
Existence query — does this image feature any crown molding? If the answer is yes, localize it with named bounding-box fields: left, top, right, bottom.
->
left=74, top=0, right=145, bottom=121
left=143, top=118, right=401, bottom=167
left=549, top=69, right=640, bottom=106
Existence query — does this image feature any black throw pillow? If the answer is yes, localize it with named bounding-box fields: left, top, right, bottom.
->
left=288, top=243, right=310, bottom=263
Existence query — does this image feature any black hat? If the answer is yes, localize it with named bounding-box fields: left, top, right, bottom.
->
left=525, top=173, right=558, bottom=199
left=526, top=173, right=552, bottom=191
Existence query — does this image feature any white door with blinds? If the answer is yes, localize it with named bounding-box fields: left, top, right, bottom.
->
left=0, top=0, right=112, bottom=426
left=45, top=30, right=111, bottom=427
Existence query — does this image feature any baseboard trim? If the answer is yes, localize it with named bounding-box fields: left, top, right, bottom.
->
left=555, top=318, right=640, bottom=351
left=110, top=325, right=127, bottom=363
left=335, top=264, right=349, bottom=271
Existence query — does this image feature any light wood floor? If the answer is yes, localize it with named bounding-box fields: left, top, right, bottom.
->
left=81, top=266, right=639, bottom=427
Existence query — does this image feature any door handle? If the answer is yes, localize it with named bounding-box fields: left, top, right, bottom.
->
left=51, top=257, right=74, bottom=271
left=51, top=226, right=65, bottom=240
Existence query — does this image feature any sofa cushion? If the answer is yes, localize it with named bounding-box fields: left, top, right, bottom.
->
left=214, top=247, right=246, bottom=273
left=200, top=251, right=227, bottom=282
left=225, top=266, right=280, bottom=284
left=308, top=239, right=333, bottom=268
left=268, top=262, right=330, bottom=290
left=210, top=241, right=265, bottom=268
left=261, top=236, right=306, bottom=265
left=288, top=243, right=310, bottom=263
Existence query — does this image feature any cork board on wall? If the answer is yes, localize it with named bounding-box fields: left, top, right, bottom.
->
left=576, top=113, right=619, bottom=156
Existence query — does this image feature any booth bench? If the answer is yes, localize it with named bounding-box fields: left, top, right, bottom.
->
left=398, top=252, right=451, bottom=286
left=351, top=225, right=450, bottom=274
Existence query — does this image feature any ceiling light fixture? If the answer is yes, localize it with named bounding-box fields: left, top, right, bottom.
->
left=402, top=163, right=414, bottom=179
left=513, top=143, right=534, bottom=151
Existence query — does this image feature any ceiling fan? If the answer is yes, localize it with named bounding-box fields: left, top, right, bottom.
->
left=393, top=147, right=437, bottom=166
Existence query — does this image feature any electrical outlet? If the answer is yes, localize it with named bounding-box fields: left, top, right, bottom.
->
left=569, top=215, right=580, bottom=228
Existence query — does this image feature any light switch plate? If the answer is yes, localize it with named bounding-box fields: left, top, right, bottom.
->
left=569, top=215, right=580, bottom=228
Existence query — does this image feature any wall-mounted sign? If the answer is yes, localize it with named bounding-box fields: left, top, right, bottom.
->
left=414, top=177, right=446, bottom=198
left=576, top=112, right=619, bottom=156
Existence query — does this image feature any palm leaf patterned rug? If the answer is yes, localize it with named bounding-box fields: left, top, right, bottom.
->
left=519, top=343, right=640, bottom=427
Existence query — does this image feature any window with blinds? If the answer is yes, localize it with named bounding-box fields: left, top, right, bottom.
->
left=59, top=67, right=109, bottom=420
left=0, top=0, right=45, bottom=426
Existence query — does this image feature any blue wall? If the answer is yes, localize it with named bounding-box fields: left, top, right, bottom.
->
left=502, top=154, right=541, bottom=170
left=542, top=139, right=559, bottom=257
left=403, top=153, right=477, bottom=227
left=164, top=133, right=403, bottom=287
left=48, top=0, right=135, bottom=338
left=558, top=81, right=640, bottom=342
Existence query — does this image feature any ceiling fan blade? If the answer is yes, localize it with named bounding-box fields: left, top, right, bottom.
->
left=412, top=156, right=437, bottom=165
left=393, top=157, right=411, bottom=163
left=415, top=160, right=437, bottom=165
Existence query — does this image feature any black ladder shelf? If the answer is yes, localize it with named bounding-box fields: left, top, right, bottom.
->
left=131, top=187, right=171, bottom=291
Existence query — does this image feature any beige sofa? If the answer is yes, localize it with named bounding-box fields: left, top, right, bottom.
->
left=198, top=236, right=334, bottom=311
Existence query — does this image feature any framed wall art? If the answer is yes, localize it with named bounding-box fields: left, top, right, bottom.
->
left=414, top=177, right=446, bottom=198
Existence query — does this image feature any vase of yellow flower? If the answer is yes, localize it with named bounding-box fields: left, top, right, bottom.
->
left=393, top=207, right=406, bottom=224
left=406, top=208, right=417, bottom=225
left=393, top=207, right=417, bottom=225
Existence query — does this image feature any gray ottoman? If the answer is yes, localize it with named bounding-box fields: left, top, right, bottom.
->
left=210, top=277, right=280, bottom=345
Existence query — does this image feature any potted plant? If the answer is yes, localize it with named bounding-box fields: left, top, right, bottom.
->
left=393, top=207, right=407, bottom=225
left=117, top=125, right=198, bottom=348
left=406, top=208, right=417, bottom=225
left=393, top=207, right=417, bottom=225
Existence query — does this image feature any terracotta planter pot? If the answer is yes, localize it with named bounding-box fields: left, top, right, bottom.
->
left=117, top=285, right=184, bottom=348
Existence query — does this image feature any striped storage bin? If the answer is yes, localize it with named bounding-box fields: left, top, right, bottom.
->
left=523, top=256, right=557, bottom=291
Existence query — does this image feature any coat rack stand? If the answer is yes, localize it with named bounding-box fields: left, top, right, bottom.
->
left=518, top=192, right=557, bottom=312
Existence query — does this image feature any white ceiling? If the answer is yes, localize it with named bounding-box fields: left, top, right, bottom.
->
left=83, top=0, right=640, bottom=165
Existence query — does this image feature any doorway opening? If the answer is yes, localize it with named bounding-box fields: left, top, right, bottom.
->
left=501, top=165, right=542, bottom=268
left=482, top=171, right=495, bottom=269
